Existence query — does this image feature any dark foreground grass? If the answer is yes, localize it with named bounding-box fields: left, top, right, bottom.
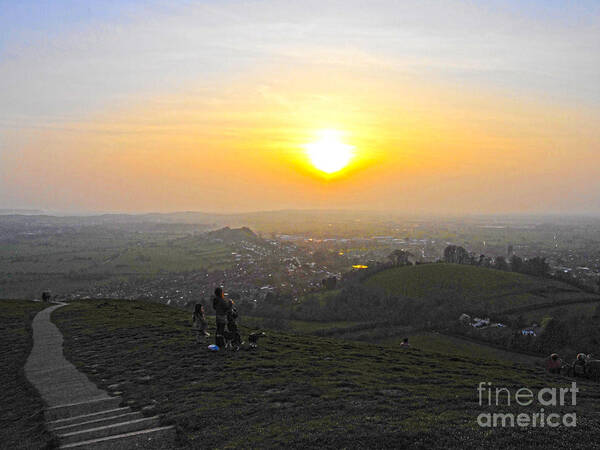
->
left=54, top=300, right=600, bottom=449
left=0, top=300, right=52, bottom=449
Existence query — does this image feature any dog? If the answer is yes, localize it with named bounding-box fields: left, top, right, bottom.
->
left=223, top=330, right=242, bottom=351
left=248, top=331, right=266, bottom=349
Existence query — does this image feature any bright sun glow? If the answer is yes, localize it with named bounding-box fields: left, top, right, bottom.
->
left=304, top=129, right=355, bottom=174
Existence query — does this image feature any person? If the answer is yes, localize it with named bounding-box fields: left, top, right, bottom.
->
left=545, top=353, right=562, bottom=374
left=192, top=303, right=210, bottom=342
left=572, top=353, right=587, bottom=377
left=226, top=300, right=242, bottom=351
left=399, top=337, right=410, bottom=348
left=212, top=287, right=231, bottom=349
left=42, top=291, right=51, bottom=302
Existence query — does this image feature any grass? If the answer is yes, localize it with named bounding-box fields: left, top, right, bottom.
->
left=53, top=299, right=600, bottom=449
left=0, top=235, right=234, bottom=275
left=0, top=300, right=52, bottom=449
left=240, top=316, right=362, bottom=333
left=508, top=302, right=600, bottom=323
left=302, top=289, right=341, bottom=306
left=364, top=264, right=592, bottom=312
left=0, top=232, right=235, bottom=299
left=383, top=333, right=539, bottom=366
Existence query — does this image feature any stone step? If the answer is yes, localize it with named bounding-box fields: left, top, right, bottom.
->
left=59, top=425, right=176, bottom=449
left=58, top=416, right=161, bottom=446
left=48, top=407, right=132, bottom=430
left=52, top=411, right=144, bottom=435
left=46, top=397, right=123, bottom=421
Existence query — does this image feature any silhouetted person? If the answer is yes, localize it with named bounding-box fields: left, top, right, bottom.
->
left=545, top=353, right=562, bottom=374
left=226, top=300, right=242, bottom=350
left=573, top=353, right=587, bottom=377
left=42, top=291, right=51, bottom=302
left=212, top=287, right=230, bottom=349
left=192, top=303, right=209, bottom=342
left=400, top=337, right=410, bottom=348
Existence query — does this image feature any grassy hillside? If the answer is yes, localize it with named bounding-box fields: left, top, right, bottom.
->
left=0, top=230, right=235, bottom=299
left=241, top=316, right=363, bottom=333
left=53, top=300, right=600, bottom=449
left=383, top=333, right=540, bottom=366
left=514, top=302, right=600, bottom=324
left=0, top=300, right=52, bottom=449
left=364, top=264, right=594, bottom=313
left=0, top=234, right=234, bottom=275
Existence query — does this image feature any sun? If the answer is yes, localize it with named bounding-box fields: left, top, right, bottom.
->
left=304, top=129, right=355, bottom=174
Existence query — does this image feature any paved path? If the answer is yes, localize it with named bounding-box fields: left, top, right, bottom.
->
left=24, top=302, right=176, bottom=448
left=25, top=303, right=109, bottom=406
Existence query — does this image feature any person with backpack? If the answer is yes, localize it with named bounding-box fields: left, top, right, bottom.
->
left=545, top=353, right=562, bottom=374
left=212, top=287, right=231, bottom=349
left=192, top=303, right=210, bottom=342
left=573, top=353, right=588, bottom=377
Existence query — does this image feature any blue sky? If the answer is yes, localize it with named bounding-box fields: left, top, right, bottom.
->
left=2, top=0, right=598, bottom=126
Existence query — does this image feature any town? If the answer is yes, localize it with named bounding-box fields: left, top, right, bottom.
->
left=1, top=212, right=599, bottom=307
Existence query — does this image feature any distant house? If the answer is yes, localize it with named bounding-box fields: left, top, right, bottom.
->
left=459, top=313, right=471, bottom=323
left=472, top=317, right=490, bottom=328
left=521, top=328, right=537, bottom=336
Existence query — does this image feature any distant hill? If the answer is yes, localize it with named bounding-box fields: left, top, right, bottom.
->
left=363, top=263, right=597, bottom=314
left=0, top=209, right=46, bottom=215
left=205, top=226, right=260, bottom=243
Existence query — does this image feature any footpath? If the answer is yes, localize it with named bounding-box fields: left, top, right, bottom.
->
left=25, top=303, right=175, bottom=449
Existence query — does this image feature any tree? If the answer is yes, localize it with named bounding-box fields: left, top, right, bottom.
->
left=443, top=245, right=469, bottom=264
left=510, top=255, right=523, bottom=273
left=388, top=249, right=412, bottom=266
left=495, top=256, right=509, bottom=271
left=523, top=257, right=550, bottom=277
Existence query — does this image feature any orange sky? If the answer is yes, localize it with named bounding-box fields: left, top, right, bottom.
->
left=1, top=1, right=599, bottom=214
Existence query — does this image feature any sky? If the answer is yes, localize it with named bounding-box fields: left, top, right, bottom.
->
left=1, top=0, right=599, bottom=214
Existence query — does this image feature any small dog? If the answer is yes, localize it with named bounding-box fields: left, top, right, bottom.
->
left=223, top=330, right=242, bottom=351
left=248, top=331, right=266, bottom=349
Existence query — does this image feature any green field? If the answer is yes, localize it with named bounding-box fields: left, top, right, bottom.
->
left=0, top=300, right=52, bottom=449
left=0, top=232, right=234, bottom=275
left=53, top=300, right=600, bottom=449
left=0, top=231, right=236, bottom=298
left=364, top=264, right=592, bottom=312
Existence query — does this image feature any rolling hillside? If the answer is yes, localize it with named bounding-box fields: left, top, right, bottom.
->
left=363, top=263, right=598, bottom=313
left=53, top=300, right=600, bottom=449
